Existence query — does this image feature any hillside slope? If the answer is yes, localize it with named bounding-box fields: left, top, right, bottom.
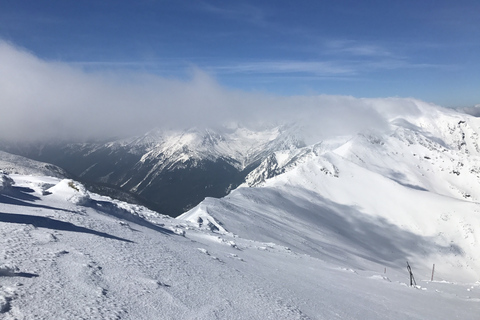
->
left=0, top=151, right=66, bottom=178
left=181, top=102, right=480, bottom=283
left=1, top=173, right=479, bottom=319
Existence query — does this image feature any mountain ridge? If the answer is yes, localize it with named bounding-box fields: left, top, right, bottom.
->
left=181, top=104, right=480, bottom=282
left=0, top=124, right=305, bottom=216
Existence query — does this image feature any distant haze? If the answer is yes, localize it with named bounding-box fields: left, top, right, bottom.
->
left=1, top=41, right=431, bottom=143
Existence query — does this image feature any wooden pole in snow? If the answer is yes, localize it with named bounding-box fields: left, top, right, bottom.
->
left=431, top=264, right=435, bottom=281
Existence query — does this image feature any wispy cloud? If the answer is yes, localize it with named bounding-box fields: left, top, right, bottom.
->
left=209, top=56, right=448, bottom=79
left=325, top=40, right=393, bottom=57
left=213, top=60, right=356, bottom=77
left=364, top=59, right=453, bottom=71
left=198, top=2, right=268, bottom=27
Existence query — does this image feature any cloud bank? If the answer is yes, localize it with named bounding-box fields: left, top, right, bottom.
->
left=0, top=41, right=428, bottom=143
left=457, top=105, right=480, bottom=117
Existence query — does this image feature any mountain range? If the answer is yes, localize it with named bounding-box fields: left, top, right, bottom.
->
left=0, top=100, right=480, bottom=318
left=1, top=124, right=304, bottom=216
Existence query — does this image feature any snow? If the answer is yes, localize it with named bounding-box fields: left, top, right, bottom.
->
left=0, top=171, right=477, bottom=319
left=0, top=173, right=14, bottom=192
left=46, top=179, right=91, bottom=205
left=1, top=103, right=480, bottom=318
left=188, top=105, right=480, bottom=284
left=120, top=124, right=303, bottom=171
left=0, top=151, right=66, bottom=178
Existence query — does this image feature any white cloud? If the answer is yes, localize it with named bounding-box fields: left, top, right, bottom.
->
left=209, top=56, right=447, bottom=79
left=0, top=41, right=428, bottom=143
left=199, top=2, right=268, bottom=27
left=213, top=60, right=356, bottom=76
left=325, top=40, right=393, bottom=57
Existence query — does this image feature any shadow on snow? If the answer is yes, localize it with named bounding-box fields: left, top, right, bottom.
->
left=0, top=188, right=75, bottom=213
left=210, top=187, right=462, bottom=269
left=0, top=186, right=173, bottom=236
left=88, top=200, right=175, bottom=236
left=0, top=269, right=39, bottom=278
left=0, top=212, right=133, bottom=243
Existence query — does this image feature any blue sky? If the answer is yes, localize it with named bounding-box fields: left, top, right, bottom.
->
left=1, top=0, right=479, bottom=107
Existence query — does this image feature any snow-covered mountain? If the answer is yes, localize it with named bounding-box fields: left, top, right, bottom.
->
left=181, top=101, right=480, bottom=283
left=2, top=101, right=480, bottom=318
left=246, top=103, right=480, bottom=201
left=1, top=125, right=304, bottom=216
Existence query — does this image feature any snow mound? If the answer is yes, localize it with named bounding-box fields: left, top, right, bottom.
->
left=0, top=173, right=14, bottom=192
left=179, top=201, right=227, bottom=233
left=46, top=179, right=91, bottom=205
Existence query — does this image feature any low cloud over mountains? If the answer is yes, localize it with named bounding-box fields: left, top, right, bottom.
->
left=1, top=40, right=431, bottom=143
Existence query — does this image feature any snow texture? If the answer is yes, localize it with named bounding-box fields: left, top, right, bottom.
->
left=0, top=173, right=478, bottom=319
left=0, top=151, right=66, bottom=178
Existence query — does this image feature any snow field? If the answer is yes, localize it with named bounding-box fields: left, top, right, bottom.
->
left=0, top=174, right=477, bottom=318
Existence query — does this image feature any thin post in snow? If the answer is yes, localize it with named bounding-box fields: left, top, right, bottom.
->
left=406, top=261, right=416, bottom=286
left=431, top=263, right=435, bottom=281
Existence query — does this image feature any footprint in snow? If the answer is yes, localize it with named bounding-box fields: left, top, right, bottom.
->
left=369, top=275, right=391, bottom=282
left=197, top=248, right=223, bottom=262
left=227, top=253, right=245, bottom=262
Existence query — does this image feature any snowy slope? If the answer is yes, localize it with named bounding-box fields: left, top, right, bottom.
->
left=0, top=151, right=66, bottom=178
left=1, top=173, right=479, bottom=319
left=130, top=124, right=304, bottom=171
left=181, top=102, right=480, bottom=284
